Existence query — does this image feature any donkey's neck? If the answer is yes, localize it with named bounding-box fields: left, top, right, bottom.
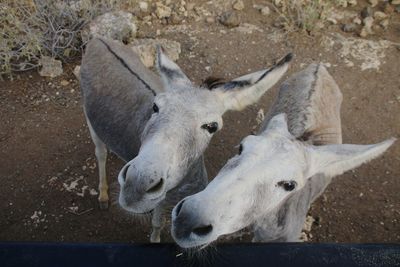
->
left=81, top=38, right=163, bottom=161
left=253, top=64, right=342, bottom=242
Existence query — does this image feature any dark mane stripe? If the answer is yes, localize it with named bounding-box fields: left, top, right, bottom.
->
left=98, top=38, right=157, bottom=96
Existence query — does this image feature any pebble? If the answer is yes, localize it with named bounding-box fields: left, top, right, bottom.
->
left=186, top=2, right=195, bottom=11
left=155, top=3, right=172, bottom=19
left=205, top=16, right=215, bottom=23
left=73, top=65, right=80, bottom=80
left=361, top=7, right=372, bottom=18
left=384, top=3, right=395, bottom=14
left=374, top=11, right=388, bottom=20
left=261, top=6, right=270, bottom=16
left=139, top=1, right=148, bottom=12
left=348, top=0, right=357, bottom=6
left=60, top=80, right=69, bottom=86
left=353, top=17, right=362, bottom=25
left=219, top=11, right=240, bottom=28
left=380, top=19, right=389, bottom=29
left=337, top=0, right=347, bottom=7
left=342, top=23, right=357, bottom=32
left=369, top=0, right=378, bottom=7
left=359, top=27, right=368, bottom=37
left=233, top=0, right=244, bottom=11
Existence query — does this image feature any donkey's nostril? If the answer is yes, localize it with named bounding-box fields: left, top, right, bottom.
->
left=192, top=224, right=213, bottom=236
left=174, top=200, right=185, bottom=217
left=146, top=178, right=164, bottom=193
left=121, top=165, right=129, bottom=182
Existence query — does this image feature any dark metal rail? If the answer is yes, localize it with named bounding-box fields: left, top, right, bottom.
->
left=1, top=242, right=399, bottom=267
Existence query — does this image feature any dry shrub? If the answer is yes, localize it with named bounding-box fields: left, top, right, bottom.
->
left=0, top=0, right=131, bottom=77
left=273, top=0, right=333, bottom=32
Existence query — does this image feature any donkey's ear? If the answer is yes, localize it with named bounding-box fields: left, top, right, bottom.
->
left=156, top=45, right=191, bottom=89
left=212, top=53, right=293, bottom=111
left=307, top=138, right=395, bottom=178
left=261, top=113, right=291, bottom=137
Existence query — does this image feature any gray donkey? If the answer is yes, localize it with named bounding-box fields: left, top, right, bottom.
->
left=80, top=37, right=292, bottom=242
left=171, top=64, right=395, bottom=248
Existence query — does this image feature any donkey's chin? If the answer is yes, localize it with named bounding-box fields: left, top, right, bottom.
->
left=118, top=194, right=165, bottom=214
left=172, top=232, right=217, bottom=249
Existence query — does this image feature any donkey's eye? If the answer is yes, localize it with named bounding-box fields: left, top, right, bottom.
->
left=201, top=122, right=218, bottom=134
left=277, top=180, right=297, bottom=191
left=153, top=103, right=159, bottom=113
left=238, top=144, right=243, bottom=155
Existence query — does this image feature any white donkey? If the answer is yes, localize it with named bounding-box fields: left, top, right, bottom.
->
left=80, top=37, right=293, bottom=242
left=171, top=64, right=395, bottom=248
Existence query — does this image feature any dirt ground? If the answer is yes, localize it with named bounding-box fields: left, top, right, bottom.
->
left=0, top=1, right=399, bottom=244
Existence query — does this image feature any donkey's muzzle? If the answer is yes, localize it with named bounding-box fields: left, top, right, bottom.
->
left=172, top=199, right=214, bottom=242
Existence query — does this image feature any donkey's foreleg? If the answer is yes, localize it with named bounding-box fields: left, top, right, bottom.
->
left=86, top=117, right=109, bottom=210
left=150, top=206, right=165, bottom=243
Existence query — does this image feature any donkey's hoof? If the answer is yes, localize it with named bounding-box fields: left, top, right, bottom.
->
left=99, top=200, right=109, bottom=210
left=150, top=233, right=161, bottom=243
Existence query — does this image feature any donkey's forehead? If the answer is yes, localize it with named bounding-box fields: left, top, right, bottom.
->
left=243, top=134, right=298, bottom=153
left=156, top=88, right=222, bottom=109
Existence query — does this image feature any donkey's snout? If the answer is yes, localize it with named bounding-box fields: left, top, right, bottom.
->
left=174, top=199, right=185, bottom=217
left=118, top=164, right=130, bottom=185
left=121, top=165, right=129, bottom=182
left=146, top=178, right=164, bottom=194
left=192, top=224, right=213, bottom=237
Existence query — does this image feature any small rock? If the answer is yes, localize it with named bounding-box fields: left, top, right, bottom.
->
left=168, top=13, right=183, bottom=24
left=233, top=0, right=244, bottom=11
left=361, top=7, right=372, bottom=18
left=369, top=0, right=378, bottom=7
left=261, top=6, right=271, bottom=16
left=38, top=57, right=63, bottom=78
left=359, top=27, right=369, bottom=37
left=391, top=0, right=400, bottom=4
left=348, top=0, right=357, bottom=6
left=353, top=17, right=362, bottom=25
left=219, top=11, right=240, bottom=28
left=363, top=16, right=374, bottom=27
left=73, top=65, right=81, bottom=81
left=372, top=24, right=382, bottom=32
left=130, top=38, right=181, bottom=67
left=60, top=80, right=69, bottom=86
left=205, top=16, right=215, bottom=23
left=253, top=4, right=263, bottom=11
left=327, top=18, right=338, bottom=25
left=342, top=23, right=357, bottom=32
left=273, top=16, right=286, bottom=28
left=139, top=1, right=148, bottom=12
left=155, top=3, right=172, bottom=19
left=384, top=3, right=395, bottom=14
left=337, top=0, right=347, bottom=7
left=186, top=2, right=195, bottom=11
left=374, top=11, right=388, bottom=20
left=81, top=11, right=137, bottom=43
left=380, top=19, right=389, bottom=29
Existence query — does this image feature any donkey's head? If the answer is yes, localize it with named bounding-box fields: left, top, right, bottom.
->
left=118, top=48, right=293, bottom=213
left=171, top=114, right=395, bottom=248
